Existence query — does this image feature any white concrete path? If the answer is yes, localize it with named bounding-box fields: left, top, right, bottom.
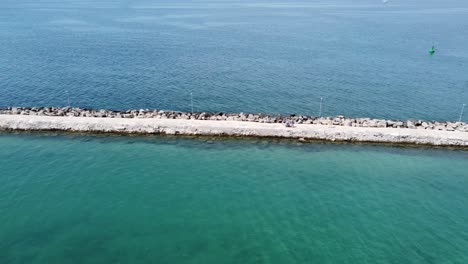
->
left=1, top=115, right=467, bottom=146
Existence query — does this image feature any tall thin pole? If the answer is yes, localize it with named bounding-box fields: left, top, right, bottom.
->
left=190, top=92, right=194, bottom=114
left=319, top=97, right=323, bottom=117
left=66, top=90, right=70, bottom=107
left=459, top=104, right=466, bottom=122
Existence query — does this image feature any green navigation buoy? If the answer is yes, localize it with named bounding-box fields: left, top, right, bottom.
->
left=429, top=45, right=436, bottom=55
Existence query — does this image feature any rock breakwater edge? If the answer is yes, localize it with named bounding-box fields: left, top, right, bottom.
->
left=0, top=107, right=467, bottom=147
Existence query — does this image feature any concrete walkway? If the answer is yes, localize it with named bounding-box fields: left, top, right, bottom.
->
left=1, top=115, right=467, bottom=147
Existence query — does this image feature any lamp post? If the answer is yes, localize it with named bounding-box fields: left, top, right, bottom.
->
left=66, top=90, right=70, bottom=107
left=319, top=97, right=323, bottom=117
left=459, top=104, right=466, bottom=122
left=190, top=92, right=194, bottom=114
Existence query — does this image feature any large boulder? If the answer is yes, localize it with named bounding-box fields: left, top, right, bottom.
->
left=343, top=119, right=354, bottom=126
left=406, top=120, right=416, bottom=129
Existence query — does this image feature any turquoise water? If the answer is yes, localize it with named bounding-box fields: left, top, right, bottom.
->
left=1, top=134, right=467, bottom=263
left=1, top=0, right=467, bottom=121
left=1, top=1, right=468, bottom=262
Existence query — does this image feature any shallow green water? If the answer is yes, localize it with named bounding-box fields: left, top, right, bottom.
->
left=0, top=134, right=467, bottom=263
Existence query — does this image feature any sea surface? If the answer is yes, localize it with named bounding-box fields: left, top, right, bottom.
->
left=0, top=0, right=467, bottom=121
left=0, top=134, right=467, bottom=263
left=1, top=2, right=468, bottom=263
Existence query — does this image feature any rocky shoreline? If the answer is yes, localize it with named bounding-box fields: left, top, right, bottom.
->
left=1, top=107, right=467, bottom=132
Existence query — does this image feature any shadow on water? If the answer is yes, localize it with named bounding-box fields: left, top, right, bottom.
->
left=0, top=131, right=467, bottom=160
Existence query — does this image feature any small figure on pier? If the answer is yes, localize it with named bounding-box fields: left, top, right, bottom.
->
left=284, top=120, right=295, bottom=128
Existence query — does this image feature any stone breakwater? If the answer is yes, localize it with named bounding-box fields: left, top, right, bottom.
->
left=1, top=107, right=468, bottom=147
left=1, top=107, right=467, bottom=132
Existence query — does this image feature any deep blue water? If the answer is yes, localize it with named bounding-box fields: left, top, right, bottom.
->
left=0, top=0, right=467, bottom=121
